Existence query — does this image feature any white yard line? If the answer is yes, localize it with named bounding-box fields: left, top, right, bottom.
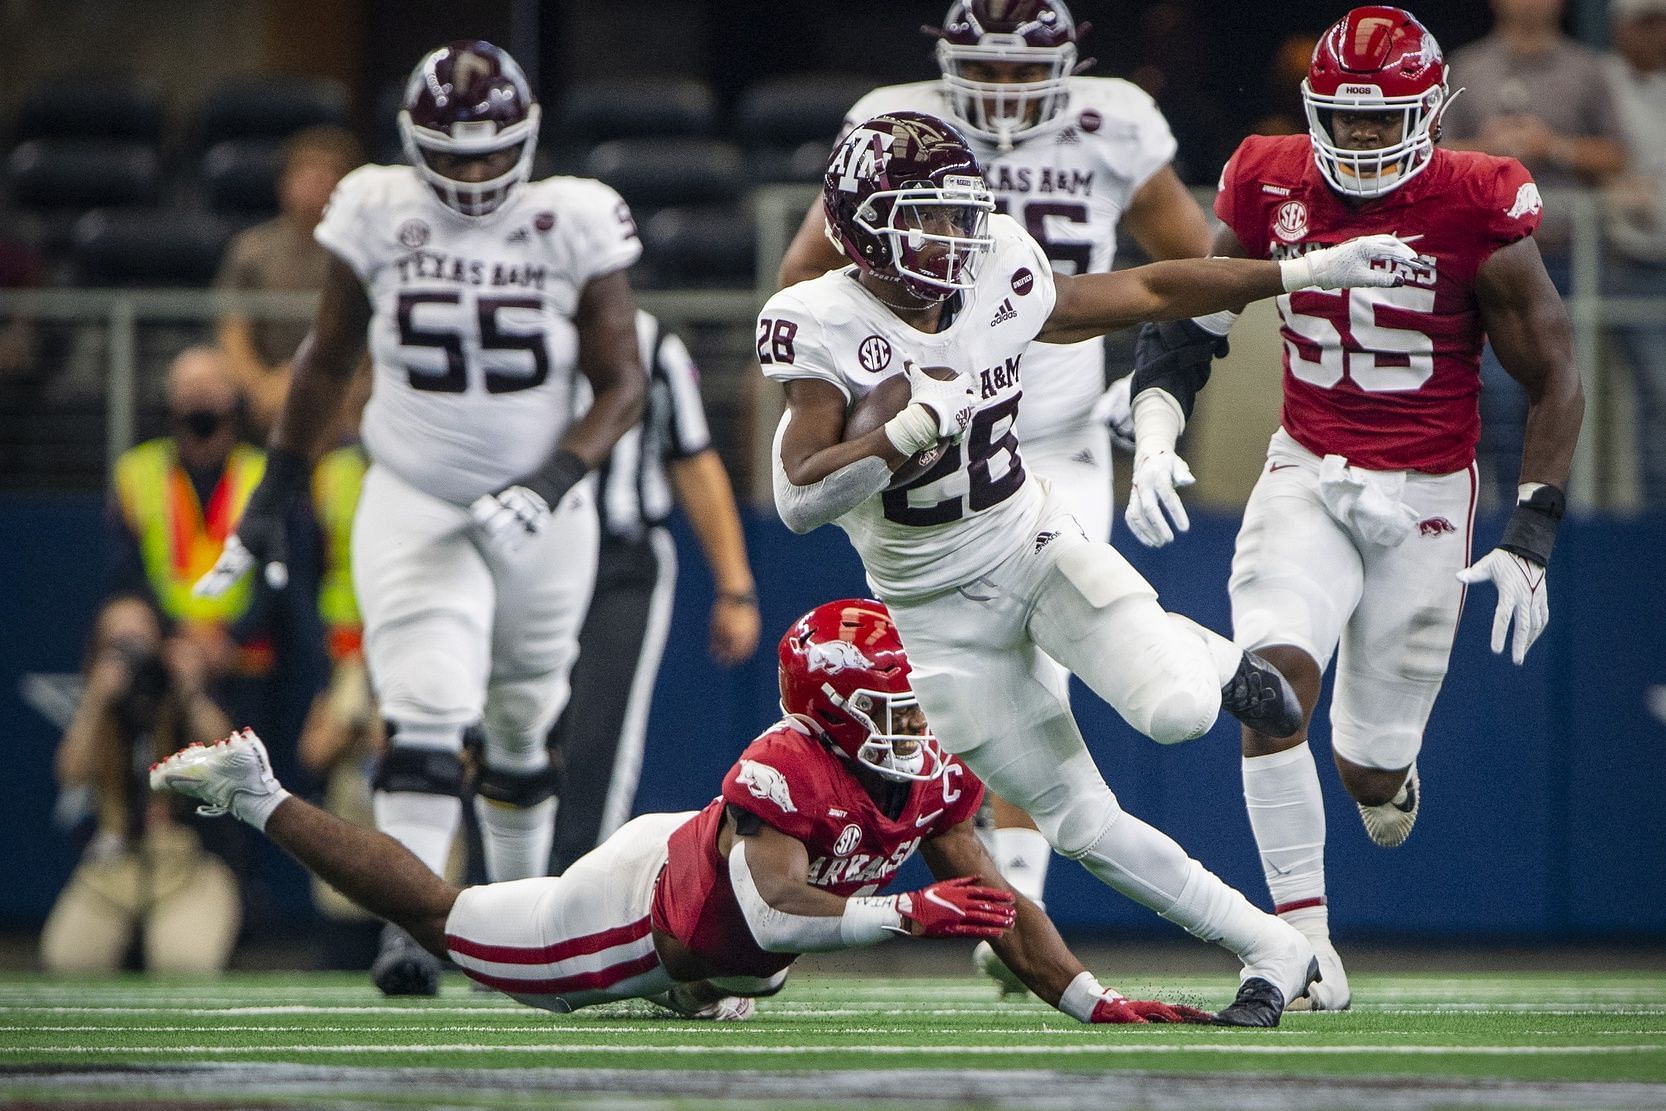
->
left=5, top=1043, right=1664, bottom=1057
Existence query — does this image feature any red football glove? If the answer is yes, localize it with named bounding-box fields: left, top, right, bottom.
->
left=1090, top=994, right=1215, bottom=1025
left=895, top=876, right=1015, bottom=939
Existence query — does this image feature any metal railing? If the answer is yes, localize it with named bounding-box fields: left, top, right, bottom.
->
left=0, top=184, right=1658, bottom=509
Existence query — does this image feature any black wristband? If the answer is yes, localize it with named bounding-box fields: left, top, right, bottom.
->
left=248, top=446, right=309, bottom=515
left=521, top=448, right=589, bottom=508
left=1497, top=484, right=1565, bottom=567
left=1131, top=319, right=1229, bottom=421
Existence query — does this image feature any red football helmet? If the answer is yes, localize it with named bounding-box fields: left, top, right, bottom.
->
left=777, top=599, right=946, bottom=784
left=930, top=0, right=1088, bottom=150
left=398, top=40, right=541, bottom=217
left=1302, top=6, right=1449, bottom=199
left=823, top=111, right=995, bottom=303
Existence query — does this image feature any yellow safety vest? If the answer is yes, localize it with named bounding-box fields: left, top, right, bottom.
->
left=113, top=439, right=265, bottom=625
left=312, top=444, right=366, bottom=660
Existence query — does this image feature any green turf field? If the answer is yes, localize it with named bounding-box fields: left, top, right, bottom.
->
left=2, top=969, right=1664, bottom=1109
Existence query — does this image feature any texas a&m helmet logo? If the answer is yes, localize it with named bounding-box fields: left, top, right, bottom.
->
left=1273, top=200, right=1309, bottom=243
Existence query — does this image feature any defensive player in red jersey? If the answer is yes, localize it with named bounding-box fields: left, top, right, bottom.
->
left=150, top=599, right=1211, bottom=1025
left=1124, top=7, right=1584, bottom=1011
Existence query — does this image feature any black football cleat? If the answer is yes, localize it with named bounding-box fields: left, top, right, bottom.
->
left=1221, top=650, right=1304, bottom=738
left=1213, top=957, right=1321, bottom=1027
left=371, top=923, right=442, bottom=997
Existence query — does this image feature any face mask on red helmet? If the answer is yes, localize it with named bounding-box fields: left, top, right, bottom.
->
left=398, top=40, right=541, bottom=218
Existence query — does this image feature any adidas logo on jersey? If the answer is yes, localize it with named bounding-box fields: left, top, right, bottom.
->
left=1034, top=530, right=1060, bottom=553
left=506, top=228, right=530, bottom=245
left=990, top=298, right=1019, bottom=326
left=1071, top=448, right=1095, bottom=465
left=1055, top=127, right=1079, bottom=145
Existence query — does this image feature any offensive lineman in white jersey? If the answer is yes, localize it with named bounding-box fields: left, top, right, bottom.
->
left=764, top=110, right=1418, bottom=1025
left=195, top=41, right=647, bottom=995
left=777, top=0, right=1212, bottom=966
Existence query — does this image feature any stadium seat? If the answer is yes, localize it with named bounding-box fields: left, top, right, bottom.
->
left=70, top=209, right=233, bottom=287
left=640, top=205, right=757, bottom=288
left=732, top=74, right=873, bottom=150
left=192, top=76, right=352, bottom=147
left=9, top=78, right=164, bottom=145
left=3, top=140, right=162, bottom=210
left=199, top=138, right=285, bottom=219
left=584, top=138, right=745, bottom=216
left=554, top=78, right=718, bottom=145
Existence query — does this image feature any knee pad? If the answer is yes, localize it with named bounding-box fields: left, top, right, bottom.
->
left=1115, top=606, right=1221, bottom=743
left=373, top=740, right=466, bottom=798
left=374, top=647, right=484, bottom=726
left=483, top=671, right=569, bottom=759
left=476, top=761, right=560, bottom=809
left=1143, top=689, right=1218, bottom=745
left=1029, top=783, right=1125, bottom=861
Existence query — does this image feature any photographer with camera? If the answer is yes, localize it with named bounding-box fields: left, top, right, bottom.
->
left=40, top=596, right=241, bottom=973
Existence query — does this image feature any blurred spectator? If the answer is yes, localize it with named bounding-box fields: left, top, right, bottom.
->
left=1248, top=34, right=1320, bottom=137
left=1604, top=0, right=1666, bottom=507
left=106, top=347, right=286, bottom=731
left=214, top=126, right=364, bottom=437
left=40, top=595, right=240, bottom=973
left=547, top=311, right=760, bottom=873
left=1441, top=0, right=1626, bottom=506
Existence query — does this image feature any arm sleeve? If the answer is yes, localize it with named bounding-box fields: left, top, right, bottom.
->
left=312, top=168, right=379, bottom=281
left=567, top=179, right=644, bottom=285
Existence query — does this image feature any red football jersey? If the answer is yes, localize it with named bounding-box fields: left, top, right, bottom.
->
left=651, top=720, right=984, bottom=977
left=1216, top=135, right=1542, bottom=473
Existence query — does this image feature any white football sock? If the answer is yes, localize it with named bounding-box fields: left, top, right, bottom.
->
left=474, top=794, right=558, bottom=882
left=991, top=826, right=1051, bottom=908
left=373, top=790, right=462, bottom=877
left=1242, top=744, right=1328, bottom=912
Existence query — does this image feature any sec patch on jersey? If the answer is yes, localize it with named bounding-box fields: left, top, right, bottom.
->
left=843, top=368, right=956, bottom=488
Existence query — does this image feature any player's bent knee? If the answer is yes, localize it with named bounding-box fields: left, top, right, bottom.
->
left=1144, top=689, right=1218, bottom=745
left=373, top=744, right=466, bottom=798
left=1031, top=787, right=1124, bottom=861
left=476, top=762, right=560, bottom=809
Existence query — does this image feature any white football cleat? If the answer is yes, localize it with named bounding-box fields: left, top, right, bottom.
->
left=150, top=728, right=289, bottom=829
left=1283, top=932, right=1351, bottom=1011
left=652, top=983, right=756, bottom=1021
left=1358, top=764, right=1419, bottom=848
left=973, top=940, right=1029, bottom=998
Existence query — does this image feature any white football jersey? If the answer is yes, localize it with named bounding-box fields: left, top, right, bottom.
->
left=315, top=165, right=642, bottom=505
left=842, top=78, right=1178, bottom=443
left=761, top=214, right=1057, bottom=600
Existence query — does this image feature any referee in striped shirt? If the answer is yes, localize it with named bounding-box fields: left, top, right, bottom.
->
left=547, top=310, right=761, bottom=873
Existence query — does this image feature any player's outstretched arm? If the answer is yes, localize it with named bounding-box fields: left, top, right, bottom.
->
left=721, top=815, right=1014, bottom=953
left=1037, top=234, right=1417, bottom=344
left=1459, top=236, right=1586, bottom=665
left=919, top=821, right=1211, bottom=1025
left=195, top=257, right=371, bottom=598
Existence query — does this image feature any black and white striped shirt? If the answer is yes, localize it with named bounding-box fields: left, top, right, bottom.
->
left=576, top=311, right=713, bottom=543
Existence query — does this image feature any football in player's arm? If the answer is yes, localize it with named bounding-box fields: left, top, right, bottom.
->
left=151, top=600, right=1210, bottom=1025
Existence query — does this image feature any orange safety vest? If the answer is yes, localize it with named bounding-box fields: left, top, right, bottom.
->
left=312, top=444, right=366, bottom=661
left=113, top=439, right=266, bottom=626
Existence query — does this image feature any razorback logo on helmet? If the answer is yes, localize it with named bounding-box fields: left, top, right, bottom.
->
left=806, top=639, right=873, bottom=675
left=829, top=128, right=896, bottom=194
left=1273, top=200, right=1309, bottom=243
left=1506, top=182, right=1543, bottom=221
left=736, top=760, right=797, bottom=814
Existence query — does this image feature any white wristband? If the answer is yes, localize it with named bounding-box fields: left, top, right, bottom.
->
left=1130, top=389, right=1185, bottom=458
left=1058, top=971, right=1122, bottom=1023
left=839, top=895, right=906, bottom=946
left=883, top=404, right=939, bottom=457
left=1279, top=255, right=1315, bottom=293
left=234, top=788, right=292, bottom=833
left=1193, top=309, right=1239, bottom=336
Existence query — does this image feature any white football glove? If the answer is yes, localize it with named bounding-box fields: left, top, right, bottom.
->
left=468, top=485, right=551, bottom=555
left=194, top=533, right=288, bottom=596
left=1124, top=448, right=1196, bottom=548
left=903, top=358, right=977, bottom=441
left=1091, top=373, right=1136, bottom=453
left=1281, top=233, right=1418, bottom=292
left=1456, top=548, right=1549, bottom=666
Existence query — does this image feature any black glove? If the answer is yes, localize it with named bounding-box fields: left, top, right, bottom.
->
left=194, top=447, right=307, bottom=595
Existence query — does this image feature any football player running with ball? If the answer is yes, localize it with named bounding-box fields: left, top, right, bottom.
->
left=1123, top=7, right=1584, bottom=1011
left=152, top=600, right=1212, bottom=1026
left=777, top=0, right=1214, bottom=986
left=194, top=41, right=648, bottom=995
left=763, top=110, right=1417, bottom=1024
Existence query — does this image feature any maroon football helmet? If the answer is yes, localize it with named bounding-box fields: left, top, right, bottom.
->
left=930, top=0, right=1088, bottom=150
left=823, top=111, right=994, bottom=303
left=398, top=40, right=540, bottom=217
left=778, top=599, right=945, bottom=784
left=1302, top=7, right=1449, bottom=199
